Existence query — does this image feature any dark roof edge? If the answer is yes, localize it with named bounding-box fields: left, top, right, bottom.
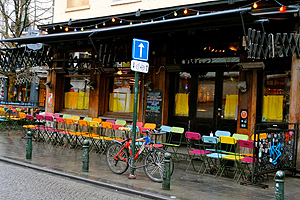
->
left=1, top=7, right=251, bottom=44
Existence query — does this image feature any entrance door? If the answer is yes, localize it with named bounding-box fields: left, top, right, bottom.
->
left=195, top=70, right=238, bottom=134
left=170, top=70, right=238, bottom=135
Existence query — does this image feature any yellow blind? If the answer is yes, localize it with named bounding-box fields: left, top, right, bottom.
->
left=224, top=94, right=238, bottom=119
left=262, top=95, right=283, bottom=121
left=175, top=93, right=189, bottom=116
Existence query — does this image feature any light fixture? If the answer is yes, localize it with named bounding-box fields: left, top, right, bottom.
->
left=135, top=8, right=141, bottom=17
left=95, top=24, right=98, bottom=28
left=184, top=9, right=188, bottom=14
left=103, top=22, right=106, bottom=26
left=120, top=20, right=123, bottom=24
left=279, top=6, right=286, bottom=12
left=253, top=2, right=258, bottom=9
left=174, top=11, right=177, bottom=16
left=81, top=27, right=84, bottom=31
left=112, top=18, right=115, bottom=22
left=65, top=27, right=69, bottom=31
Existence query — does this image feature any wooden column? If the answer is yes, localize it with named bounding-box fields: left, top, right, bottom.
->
left=236, top=70, right=258, bottom=137
left=290, top=55, right=300, bottom=170
left=88, top=70, right=101, bottom=117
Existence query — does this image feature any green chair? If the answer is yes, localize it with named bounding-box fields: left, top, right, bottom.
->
left=63, top=114, right=72, bottom=119
left=232, top=133, right=249, bottom=141
left=162, top=126, right=185, bottom=160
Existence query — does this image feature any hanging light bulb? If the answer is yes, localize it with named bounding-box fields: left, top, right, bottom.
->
left=279, top=6, right=286, bottom=12
left=81, top=27, right=84, bottom=31
left=60, top=26, right=62, bottom=29
left=184, top=9, right=188, bottom=14
left=120, top=20, right=123, bottom=24
left=253, top=2, right=258, bottom=9
left=197, top=11, right=199, bottom=16
left=103, top=22, right=106, bottom=26
left=112, top=18, right=116, bottom=22
left=130, top=21, right=133, bottom=25
left=95, top=24, right=98, bottom=29
left=74, top=28, right=77, bottom=32
left=64, top=27, right=69, bottom=32
left=53, top=27, right=55, bottom=30
left=174, top=11, right=177, bottom=16
left=151, top=19, right=154, bottom=22
left=163, top=16, right=165, bottom=20
left=141, top=21, right=143, bottom=24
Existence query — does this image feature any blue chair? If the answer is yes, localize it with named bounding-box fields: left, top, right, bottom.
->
left=215, top=130, right=231, bottom=137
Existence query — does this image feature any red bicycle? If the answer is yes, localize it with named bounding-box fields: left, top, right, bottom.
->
left=106, top=127, right=174, bottom=182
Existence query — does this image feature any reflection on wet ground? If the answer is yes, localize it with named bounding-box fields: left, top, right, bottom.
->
left=0, top=130, right=300, bottom=200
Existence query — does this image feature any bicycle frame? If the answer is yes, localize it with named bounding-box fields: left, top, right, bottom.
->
left=114, top=134, right=151, bottom=165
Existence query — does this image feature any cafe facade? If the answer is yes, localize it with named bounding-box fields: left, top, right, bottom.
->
left=2, top=0, right=300, bottom=168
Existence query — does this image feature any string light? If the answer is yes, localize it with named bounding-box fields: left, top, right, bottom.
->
left=74, top=28, right=77, bottom=32
left=103, top=22, right=106, bottom=26
left=163, top=16, right=165, bottom=20
left=53, top=27, right=55, bottom=30
left=174, top=11, right=177, bottom=16
left=130, top=21, right=132, bottom=25
left=184, top=9, right=188, bottom=14
left=95, top=24, right=98, bottom=28
left=112, top=18, right=115, bottom=22
left=279, top=6, right=286, bottom=12
left=120, top=20, right=123, bottom=24
left=81, top=27, right=84, bottom=31
left=65, top=27, right=69, bottom=31
left=60, top=26, right=62, bottom=29
left=253, top=2, right=258, bottom=9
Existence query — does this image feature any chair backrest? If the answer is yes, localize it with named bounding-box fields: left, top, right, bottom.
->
left=19, top=112, right=27, bottom=119
left=171, top=126, right=184, bottom=134
left=36, top=114, right=45, bottom=120
left=144, top=123, right=156, bottom=130
left=102, top=121, right=113, bottom=129
left=160, top=125, right=172, bottom=133
left=83, top=117, right=93, bottom=121
left=55, top=117, right=65, bottom=123
left=135, top=121, right=143, bottom=128
left=65, top=118, right=75, bottom=125
left=215, top=130, right=231, bottom=137
left=219, top=136, right=236, bottom=145
left=238, top=139, right=254, bottom=149
left=185, top=131, right=201, bottom=140
left=251, top=133, right=267, bottom=141
left=127, top=125, right=139, bottom=132
left=63, top=114, right=72, bottom=119
left=92, top=118, right=102, bottom=123
left=202, top=135, right=219, bottom=144
left=115, top=119, right=126, bottom=126
left=45, top=112, right=53, bottom=116
left=71, top=115, right=80, bottom=121
left=233, top=133, right=248, bottom=141
left=89, top=121, right=99, bottom=128
left=113, top=124, right=123, bottom=130
left=106, top=119, right=115, bottom=124
left=53, top=113, right=60, bottom=118
left=45, top=115, right=54, bottom=122
left=78, top=120, right=89, bottom=127
left=26, top=114, right=34, bottom=120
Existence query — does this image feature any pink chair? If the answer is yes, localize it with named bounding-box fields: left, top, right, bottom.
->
left=185, top=131, right=210, bottom=173
left=237, top=139, right=256, bottom=181
left=35, top=114, right=46, bottom=141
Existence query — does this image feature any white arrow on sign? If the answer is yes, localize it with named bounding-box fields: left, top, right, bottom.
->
left=138, top=43, right=144, bottom=58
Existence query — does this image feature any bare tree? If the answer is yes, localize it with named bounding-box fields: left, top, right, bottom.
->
left=0, top=0, right=53, bottom=48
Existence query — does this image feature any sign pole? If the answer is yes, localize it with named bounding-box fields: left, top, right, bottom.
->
left=129, top=71, right=139, bottom=178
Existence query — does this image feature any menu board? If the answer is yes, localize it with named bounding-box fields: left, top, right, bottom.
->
left=145, top=90, right=163, bottom=127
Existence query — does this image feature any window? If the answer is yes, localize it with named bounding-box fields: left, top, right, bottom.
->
left=262, top=71, right=290, bottom=122
left=108, top=76, right=137, bottom=113
left=174, top=72, right=190, bottom=116
left=67, top=0, right=89, bottom=8
left=222, top=72, right=239, bottom=119
left=197, top=72, right=215, bottom=118
left=64, top=77, right=90, bottom=110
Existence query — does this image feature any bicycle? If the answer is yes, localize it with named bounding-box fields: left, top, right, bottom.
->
left=106, top=127, right=174, bottom=182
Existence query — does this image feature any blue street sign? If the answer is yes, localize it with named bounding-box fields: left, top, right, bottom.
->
left=132, top=38, right=149, bottom=61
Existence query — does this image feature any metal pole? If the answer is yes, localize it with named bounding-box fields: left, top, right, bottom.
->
left=129, top=71, right=139, bottom=179
left=26, top=131, right=32, bottom=159
left=275, top=170, right=285, bottom=200
left=162, top=152, right=171, bottom=190
left=82, top=139, right=89, bottom=172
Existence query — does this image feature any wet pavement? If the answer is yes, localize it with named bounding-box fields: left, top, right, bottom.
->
left=0, top=130, right=300, bottom=200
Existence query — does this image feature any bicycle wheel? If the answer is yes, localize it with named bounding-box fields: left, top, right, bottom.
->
left=144, top=148, right=174, bottom=182
left=106, top=142, right=129, bottom=174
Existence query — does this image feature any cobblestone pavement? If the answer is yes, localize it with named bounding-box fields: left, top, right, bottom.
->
left=0, top=161, right=148, bottom=200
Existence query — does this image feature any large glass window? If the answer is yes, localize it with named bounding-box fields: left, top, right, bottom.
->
left=64, top=77, right=90, bottom=110
left=222, top=72, right=239, bottom=119
left=108, top=76, right=137, bottom=113
left=262, top=71, right=290, bottom=122
left=174, top=72, right=190, bottom=116
left=197, top=72, right=215, bottom=118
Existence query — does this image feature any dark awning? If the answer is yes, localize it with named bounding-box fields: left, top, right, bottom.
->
left=0, top=7, right=251, bottom=44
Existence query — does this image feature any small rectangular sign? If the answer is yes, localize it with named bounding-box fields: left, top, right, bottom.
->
left=131, top=60, right=149, bottom=73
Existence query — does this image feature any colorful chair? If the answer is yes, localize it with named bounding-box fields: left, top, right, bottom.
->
left=161, top=126, right=185, bottom=160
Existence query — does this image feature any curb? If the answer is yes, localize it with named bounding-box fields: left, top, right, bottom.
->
left=0, top=156, right=172, bottom=200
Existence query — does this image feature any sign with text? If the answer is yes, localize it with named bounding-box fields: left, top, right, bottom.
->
left=131, top=60, right=149, bottom=73
left=145, top=90, right=163, bottom=127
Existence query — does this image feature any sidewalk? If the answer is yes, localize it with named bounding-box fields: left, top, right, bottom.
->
left=0, top=130, right=300, bottom=200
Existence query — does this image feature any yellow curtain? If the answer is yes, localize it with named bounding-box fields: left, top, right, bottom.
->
left=262, top=95, right=283, bottom=121
left=77, top=90, right=89, bottom=110
left=64, top=93, right=70, bottom=109
left=224, top=94, right=238, bottom=119
left=175, top=93, right=189, bottom=116
left=109, top=93, right=139, bottom=112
